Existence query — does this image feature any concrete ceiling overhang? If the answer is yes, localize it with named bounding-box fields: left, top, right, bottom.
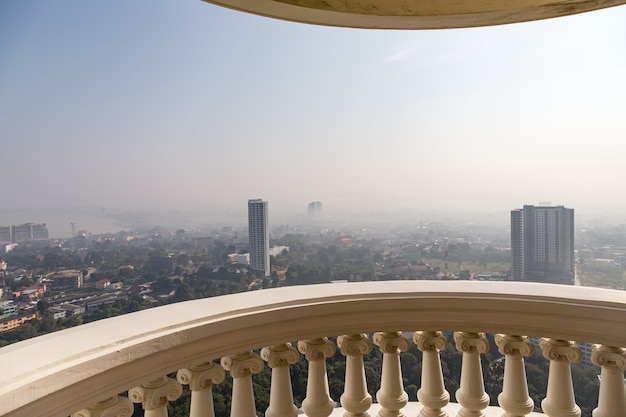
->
left=200, top=0, right=626, bottom=29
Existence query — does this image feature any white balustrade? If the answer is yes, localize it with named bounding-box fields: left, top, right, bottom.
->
left=453, top=332, right=490, bottom=417
left=221, top=351, right=264, bottom=417
left=494, top=334, right=534, bottom=417
left=414, top=331, right=450, bottom=417
left=176, top=361, right=225, bottom=417
left=338, top=334, right=374, bottom=417
left=261, top=343, right=300, bottom=417
left=539, top=338, right=582, bottom=417
left=128, top=376, right=183, bottom=417
left=298, top=338, right=337, bottom=417
left=590, top=344, right=626, bottom=417
left=373, top=331, right=410, bottom=417
left=1, top=282, right=626, bottom=417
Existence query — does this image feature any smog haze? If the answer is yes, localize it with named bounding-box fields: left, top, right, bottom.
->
left=2, top=1, right=626, bottom=234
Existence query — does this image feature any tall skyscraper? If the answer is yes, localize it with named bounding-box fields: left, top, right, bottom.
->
left=248, top=199, right=270, bottom=277
left=307, top=201, right=323, bottom=218
left=511, top=205, right=574, bottom=284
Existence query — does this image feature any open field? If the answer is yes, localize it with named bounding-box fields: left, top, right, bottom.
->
left=422, top=259, right=510, bottom=275
left=579, top=268, right=626, bottom=290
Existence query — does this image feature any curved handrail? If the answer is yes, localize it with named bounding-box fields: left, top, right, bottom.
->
left=1, top=281, right=625, bottom=417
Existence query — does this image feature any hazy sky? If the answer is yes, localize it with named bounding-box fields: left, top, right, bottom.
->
left=2, top=1, right=626, bottom=221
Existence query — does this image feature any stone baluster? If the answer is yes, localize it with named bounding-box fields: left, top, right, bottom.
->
left=129, top=376, right=183, bottom=417
left=298, top=337, right=337, bottom=417
left=453, top=332, right=490, bottom=417
left=590, top=344, right=626, bottom=417
left=338, top=334, right=374, bottom=417
left=414, top=331, right=450, bottom=417
left=177, top=361, right=226, bottom=417
left=261, top=343, right=300, bottom=417
left=72, top=395, right=134, bottom=417
left=494, top=334, right=534, bottom=417
left=539, top=338, right=582, bottom=417
left=373, top=331, right=410, bottom=417
left=221, top=351, right=265, bottom=417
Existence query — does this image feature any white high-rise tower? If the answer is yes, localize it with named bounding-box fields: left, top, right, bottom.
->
left=248, top=199, right=270, bottom=277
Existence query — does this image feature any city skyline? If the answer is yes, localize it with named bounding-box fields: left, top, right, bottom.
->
left=1, top=2, right=626, bottom=220
left=0, top=198, right=616, bottom=240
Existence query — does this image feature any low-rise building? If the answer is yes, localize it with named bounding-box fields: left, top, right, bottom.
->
left=0, top=301, right=17, bottom=316
left=105, top=282, right=123, bottom=291
left=148, top=254, right=176, bottom=273
left=228, top=253, right=250, bottom=265
left=20, top=289, right=40, bottom=301
left=0, top=311, right=37, bottom=333
left=584, top=258, right=622, bottom=270
left=17, top=283, right=46, bottom=301
left=49, top=270, right=84, bottom=290
left=192, top=237, right=213, bottom=250
left=47, top=307, right=67, bottom=320
left=269, top=246, right=289, bottom=256
left=1, top=243, right=18, bottom=254
left=59, top=304, right=85, bottom=316
left=85, top=295, right=122, bottom=311
left=95, top=279, right=111, bottom=289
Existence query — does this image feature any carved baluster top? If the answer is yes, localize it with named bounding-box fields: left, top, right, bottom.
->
left=413, top=331, right=448, bottom=352
left=221, top=351, right=264, bottom=378
left=338, top=334, right=373, bottom=356
left=177, top=361, right=226, bottom=391
left=298, top=337, right=336, bottom=361
left=495, top=334, right=534, bottom=357
left=591, top=345, right=626, bottom=370
left=128, top=377, right=183, bottom=410
left=373, top=331, right=410, bottom=353
left=261, top=343, right=300, bottom=368
left=539, top=339, right=582, bottom=363
left=454, top=332, right=489, bottom=353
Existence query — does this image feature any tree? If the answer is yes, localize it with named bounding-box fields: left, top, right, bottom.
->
left=42, top=253, right=69, bottom=271
left=173, top=282, right=193, bottom=302
left=118, top=266, right=136, bottom=279
left=36, top=300, right=49, bottom=315
left=126, top=300, right=141, bottom=313
left=13, top=277, right=34, bottom=290
left=152, top=277, right=174, bottom=293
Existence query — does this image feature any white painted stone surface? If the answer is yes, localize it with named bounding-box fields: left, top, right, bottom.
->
left=0, top=281, right=625, bottom=417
